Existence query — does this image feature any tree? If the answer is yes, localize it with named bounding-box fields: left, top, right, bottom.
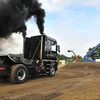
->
left=87, top=47, right=100, bottom=60
left=70, top=55, right=83, bottom=62
left=57, top=54, right=68, bottom=60
left=77, top=55, right=83, bottom=62
left=57, top=53, right=83, bottom=62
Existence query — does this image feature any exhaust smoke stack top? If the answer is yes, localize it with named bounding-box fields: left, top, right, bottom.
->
left=0, top=0, right=45, bottom=38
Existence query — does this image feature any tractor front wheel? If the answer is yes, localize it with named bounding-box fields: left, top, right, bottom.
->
left=47, top=66, right=56, bottom=77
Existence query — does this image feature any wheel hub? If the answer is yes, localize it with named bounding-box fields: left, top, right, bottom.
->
left=51, top=68, right=55, bottom=75
left=17, top=69, right=26, bottom=80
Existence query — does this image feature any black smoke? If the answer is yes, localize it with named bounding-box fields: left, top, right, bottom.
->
left=0, top=0, right=45, bottom=38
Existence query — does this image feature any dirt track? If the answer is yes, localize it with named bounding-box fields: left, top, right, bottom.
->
left=0, top=62, right=100, bottom=100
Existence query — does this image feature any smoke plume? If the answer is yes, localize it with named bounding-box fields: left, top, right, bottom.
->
left=0, top=35, right=22, bottom=55
left=0, top=0, right=45, bottom=38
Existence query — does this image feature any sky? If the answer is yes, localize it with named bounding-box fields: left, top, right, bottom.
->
left=2, top=0, right=100, bottom=57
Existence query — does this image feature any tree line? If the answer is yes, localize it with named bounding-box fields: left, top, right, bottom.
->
left=57, top=54, right=83, bottom=62
left=9, top=53, right=23, bottom=58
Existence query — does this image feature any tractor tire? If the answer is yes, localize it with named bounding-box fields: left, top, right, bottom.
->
left=47, top=66, right=56, bottom=77
left=9, top=64, right=28, bottom=84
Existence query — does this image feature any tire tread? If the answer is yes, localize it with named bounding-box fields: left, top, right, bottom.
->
left=9, top=64, right=27, bottom=84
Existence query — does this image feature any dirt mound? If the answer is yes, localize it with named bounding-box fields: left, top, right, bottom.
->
left=63, top=62, right=100, bottom=69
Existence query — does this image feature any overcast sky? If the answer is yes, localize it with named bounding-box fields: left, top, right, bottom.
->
left=2, top=0, right=100, bottom=57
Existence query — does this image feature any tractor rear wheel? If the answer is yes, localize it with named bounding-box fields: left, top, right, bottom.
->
left=9, top=64, right=28, bottom=84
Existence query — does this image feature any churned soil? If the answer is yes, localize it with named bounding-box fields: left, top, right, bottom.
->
left=64, top=62, right=100, bottom=69
left=0, top=62, right=100, bottom=100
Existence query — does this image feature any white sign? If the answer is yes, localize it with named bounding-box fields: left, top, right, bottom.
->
left=95, top=59, right=100, bottom=62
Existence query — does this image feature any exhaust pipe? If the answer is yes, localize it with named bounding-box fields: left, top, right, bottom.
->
left=40, top=35, right=43, bottom=60
left=23, top=37, right=26, bottom=59
left=22, top=31, right=26, bottom=59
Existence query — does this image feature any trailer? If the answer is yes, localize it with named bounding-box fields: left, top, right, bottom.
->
left=0, top=35, right=60, bottom=83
